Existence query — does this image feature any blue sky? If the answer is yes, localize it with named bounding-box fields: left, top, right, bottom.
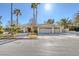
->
left=0, top=3, right=79, bottom=27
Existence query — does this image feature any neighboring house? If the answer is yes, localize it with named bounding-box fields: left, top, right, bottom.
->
left=68, top=23, right=79, bottom=31
left=21, top=24, right=63, bottom=34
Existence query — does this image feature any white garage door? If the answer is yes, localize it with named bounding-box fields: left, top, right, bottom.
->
left=39, top=29, right=52, bottom=34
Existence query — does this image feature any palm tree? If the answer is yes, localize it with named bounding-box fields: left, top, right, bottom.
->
left=13, top=9, right=21, bottom=26
left=36, top=3, right=40, bottom=24
left=31, top=3, right=40, bottom=25
left=31, top=3, right=40, bottom=35
left=59, top=18, right=70, bottom=29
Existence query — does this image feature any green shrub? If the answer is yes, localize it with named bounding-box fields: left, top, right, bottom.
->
left=16, top=27, right=23, bottom=33
left=34, top=29, right=38, bottom=35
left=0, top=29, right=4, bottom=34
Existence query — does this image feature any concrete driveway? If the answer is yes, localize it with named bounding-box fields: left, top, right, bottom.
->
left=0, top=33, right=79, bottom=56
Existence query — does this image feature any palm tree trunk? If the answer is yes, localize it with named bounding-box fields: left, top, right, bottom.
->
left=36, top=7, right=37, bottom=25
left=11, top=3, right=13, bottom=26
left=16, top=15, right=19, bottom=26
left=0, top=20, right=1, bottom=26
left=33, top=8, right=36, bottom=25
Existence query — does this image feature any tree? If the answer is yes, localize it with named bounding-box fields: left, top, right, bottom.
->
left=13, top=9, right=21, bottom=26
left=74, top=11, right=79, bottom=25
left=0, top=16, right=3, bottom=34
left=58, top=18, right=71, bottom=29
left=46, top=19, right=54, bottom=24
left=36, top=3, right=40, bottom=24
left=31, top=3, right=40, bottom=25
left=72, top=11, right=79, bottom=31
left=30, top=3, right=40, bottom=35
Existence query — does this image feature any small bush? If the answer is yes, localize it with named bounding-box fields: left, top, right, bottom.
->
left=34, top=29, right=38, bottom=35
left=0, top=29, right=4, bottom=34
